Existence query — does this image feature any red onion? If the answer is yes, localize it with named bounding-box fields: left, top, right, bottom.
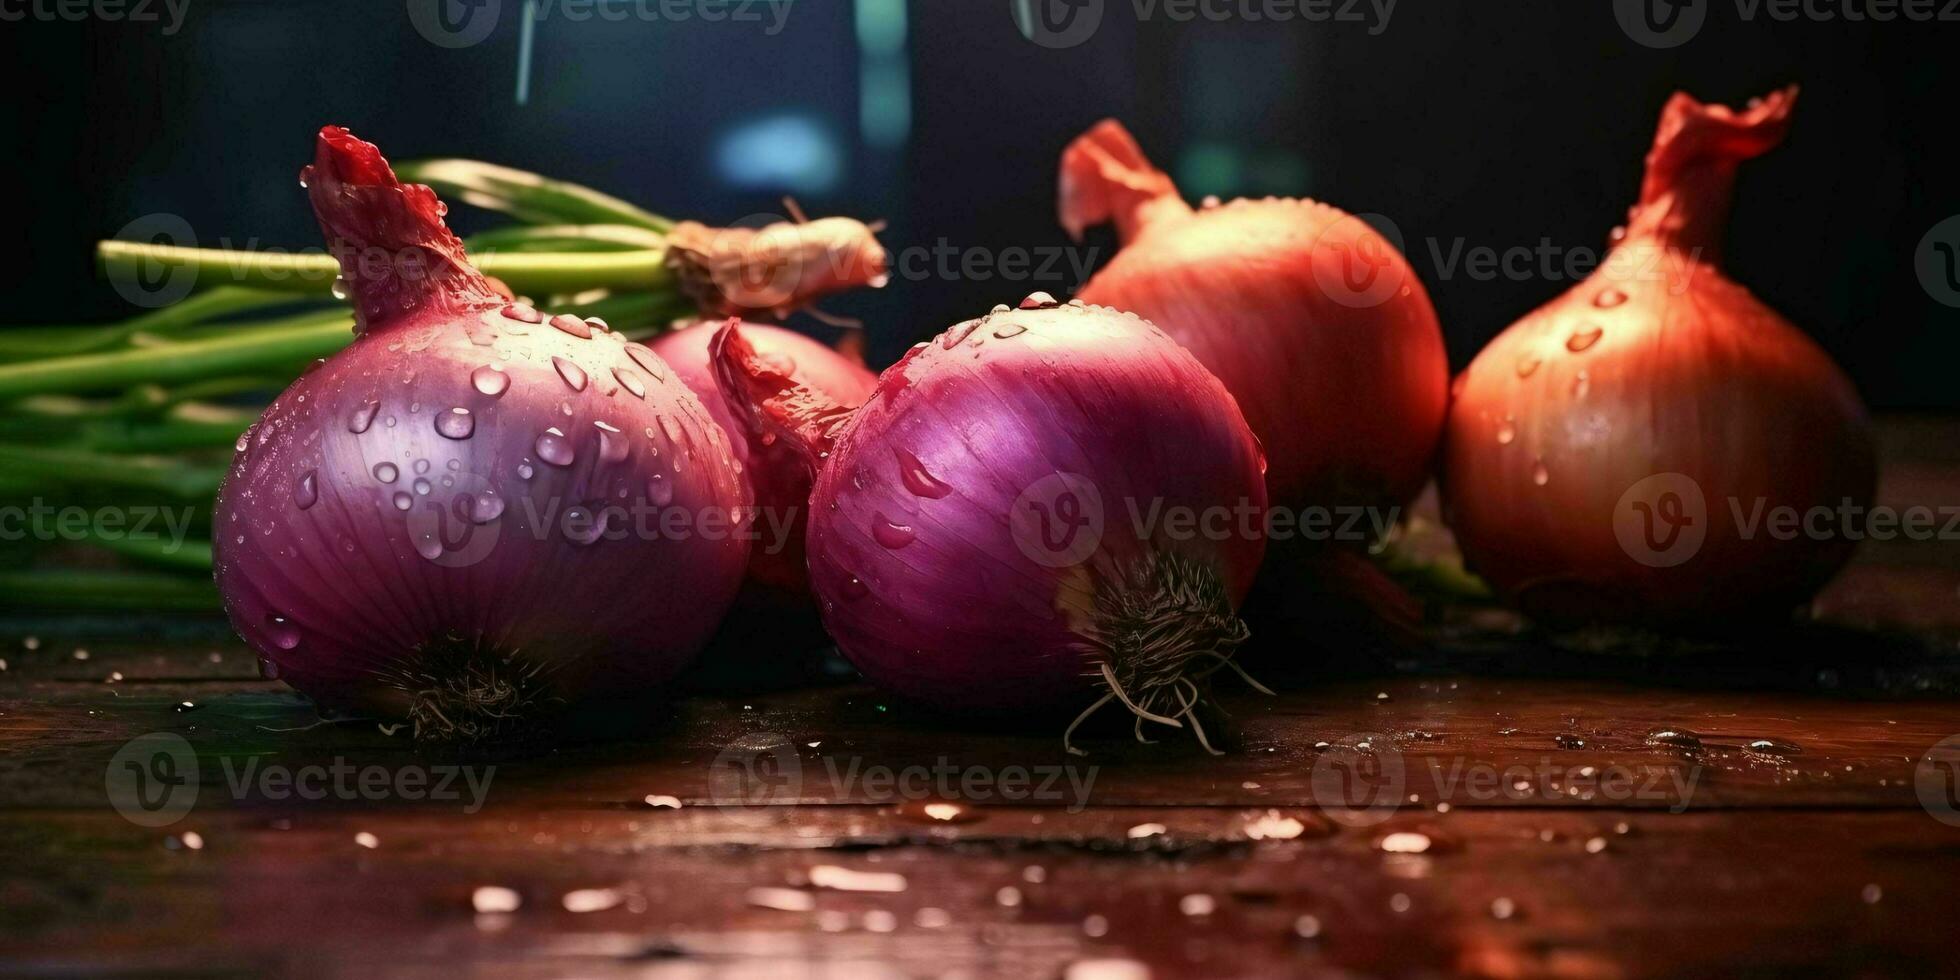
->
left=651, top=321, right=876, bottom=601
left=713, top=295, right=1268, bottom=753
left=1442, top=87, right=1876, bottom=626
left=213, top=128, right=751, bottom=737
left=1060, top=120, right=1449, bottom=514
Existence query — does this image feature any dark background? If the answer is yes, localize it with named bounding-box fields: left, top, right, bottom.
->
left=2, top=0, right=1954, bottom=407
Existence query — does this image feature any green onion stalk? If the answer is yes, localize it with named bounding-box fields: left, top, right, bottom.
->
left=0, top=160, right=707, bottom=610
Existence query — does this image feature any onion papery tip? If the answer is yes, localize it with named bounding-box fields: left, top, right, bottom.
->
left=387, top=632, right=562, bottom=744
left=302, top=126, right=502, bottom=334
left=1057, top=119, right=1193, bottom=244
left=709, top=318, right=855, bottom=470
left=1064, top=552, right=1268, bottom=757
left=1628, top=85, right=1798, bottom=257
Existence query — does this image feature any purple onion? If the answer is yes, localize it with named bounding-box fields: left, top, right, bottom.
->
left=713, top=295, right=1269, bottom=753
left=213, top=127, right=750, bottom=738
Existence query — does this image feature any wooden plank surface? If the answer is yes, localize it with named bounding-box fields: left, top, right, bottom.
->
left=3, top=418, right=1958, bottom=978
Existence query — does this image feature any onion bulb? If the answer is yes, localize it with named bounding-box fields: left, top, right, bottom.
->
left=712, top=296, right=1269, bottom=753
left=1442, top=87, right=1876, bottom=626
left=652, top=321, right=876, bottom=602
left=213, top=128, right=751, bottom=738
left=1060, top=120, right=1449, bottom=514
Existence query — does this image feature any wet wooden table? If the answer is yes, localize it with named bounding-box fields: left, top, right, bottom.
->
left=3, top=419, right=1958, bottom=979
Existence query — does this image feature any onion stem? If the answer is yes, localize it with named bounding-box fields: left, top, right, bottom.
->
left=0, top=443, right=226, bottom=499
left=97, top=242, right=672, bottom=298
left=0, top=569, right=219, bottom=612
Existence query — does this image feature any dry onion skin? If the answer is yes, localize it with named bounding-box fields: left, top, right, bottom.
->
left=1060, top=120, right=1449, bottom=516
left=1442, top=87, right=1876, bottom=627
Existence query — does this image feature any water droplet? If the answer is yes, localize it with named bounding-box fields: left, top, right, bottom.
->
left=293, top=470, right=318, bottom=510
left=330, top=277, right=350, bottom=301
left=624, top=343, right=667, bottom=380
left=585, top=316, right=610, bottom=333
left=895, top=449, right=951, bottom=498
left=646, top=473, right=674, bottom=505
left=517, top=462, right=536, bottom=480
left=993, top=323, right=1028, bottom=339
left=873, top=515, right=916, bottom=549
left=466, top=491, right=505, bottom=524
left=392, top=492, right=413, bottom=511
left=562, top=505, right=607, bottom=545
left=413, top=478, right=432, bottom=496
left=472, top=365, right=510, bottom=397
left=536, top=428, right=576, bottom=466
left=550, top=313, right=592, bottom=339
left=990, top=304, right=1010, bottom=314
left=613, top=367, right=646, bottom=399
left=940, top=321, right=981, bottom=348
left=414, top=459, right=431, bottom=475
left=595, top=420, right=630, bottom=463
left=264, top=613, right=300, bottom=650
left=1516, top=354, right=1542, bottom=378
left=897, top=799, right=983, bottom=824
left=1567, top=324, right=1604, bottom=352
left=349, top=400, right=380, bottom=434
left=1531, top=459, right=1549, bottom=486
left=502, top=303, right=544, bottom=324
left=553, top=356, right=588, bottom=392
left=1554, top=734, right=1586, bottom=750
left=1594, top=287, right=1628, bottom=309
left=373, top=462, right=398, bottom=484
left=1572, top=370, right=1591, bottom=398
left=414, top=532, right=443, bottom=561
left=1496, top=417, right=1516, bottom=445
left=658, top=415, right=684, bottom=444
left=1019, top=291, right=1058, bottom=309
left=1744, top=738, right=1802, bottom=757
left=1647, top=728, right=1704, bottom=752
left=436, top=408, right=475, bottom=440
